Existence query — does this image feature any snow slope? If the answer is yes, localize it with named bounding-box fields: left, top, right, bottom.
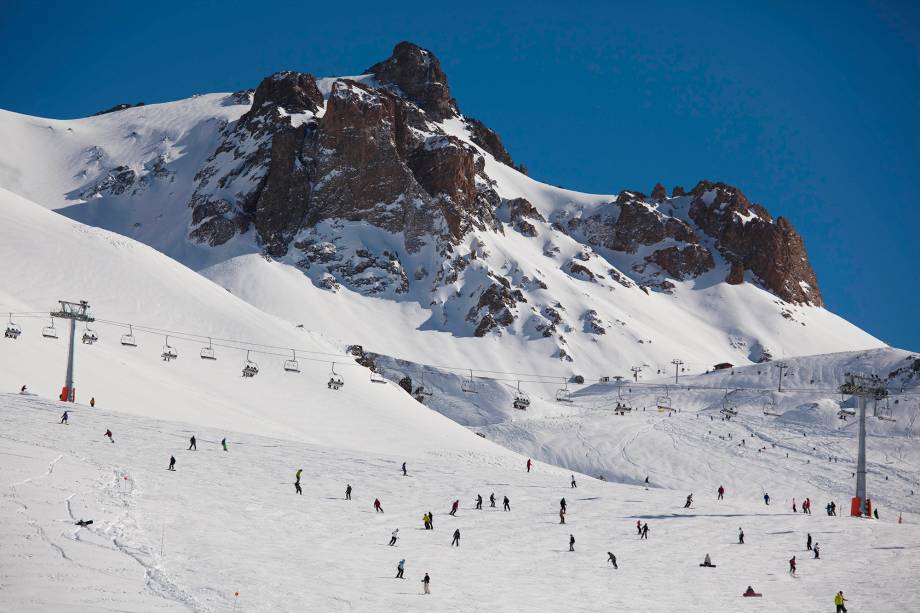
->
left=3, top=393, right=919, bottom=612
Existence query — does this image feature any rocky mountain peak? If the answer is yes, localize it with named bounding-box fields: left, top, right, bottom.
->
left=365, top=42, right=458, bottom=121
left=242, top=71, right=323, bottom=122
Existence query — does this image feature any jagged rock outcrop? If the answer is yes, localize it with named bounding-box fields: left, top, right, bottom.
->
left=466, top=116, right=520, bottom=170
left=651, top=182, right=667, bottom=201
left=365, top=42, right=458, bottom=121
left=644, top=245, right=715, bottom=281
left=243, top=72, right=323, bottom=121
left=687, top=181, right=822, bottom=305
left=466, top=282, right=526, bottom=337
left=91, top=102, right=145, bottom=116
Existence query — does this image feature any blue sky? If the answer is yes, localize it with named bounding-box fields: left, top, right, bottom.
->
left=1, top=0, right=918, bottom=349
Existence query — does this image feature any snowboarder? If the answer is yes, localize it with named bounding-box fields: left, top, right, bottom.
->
left=90, top=397, right=95, bottom=408
left=422, top=572, right=430, bottom=595
left=806, top=533, right=812, bottom=551
left=717, top=485, right=725, bottom=500
left=396, top=559, right=405, bottom=579
left=684, top=494, right=693, bottom=508
left=607, top=552, right=618, bottom=568
left=569, top=534, right=575, bottom=551
left=221, top=438, right=228, bottom=452
left=527, top=458, right=532, bottom=473
left=813, top=542, right=820, bottom=559
left=104, top=429, right=113, bottom=443
left=60, top=411, right=69, bottom=425
left=738, top=527, right=744, bottom=544
left=374, top=499, right=383, bottom=513
left=700, top=553, right=715, bottom=567
left=490, top=493, right=496, bottom=508
left=475, top=494, right=483, bottom=509
left=503, top=496, right=510, bottom=511
left=168, top=456, right=176, bottom=471
left=640, top=523, right=649, bottom=539
left=834, top=591, right=848, bottom=612
left=402, top=462, right=407, bottom=476
left=295, top=469, right=302, bottom=485
left=188, top=435, right=196, bottom=451
left=449, top=500, right=459, bottom=516
left=789, top=555, right=797, bottom=575
left=389, top=529, right=399, bottom=546
left=451, top=529, right=460, bottom=547
left=571, top=474, right=577, bottom=488
left=763, top=492, right=770, bottom=505
left=295, top=481, right=302, bottom=495
left=345, top=484, right=352, bottom=500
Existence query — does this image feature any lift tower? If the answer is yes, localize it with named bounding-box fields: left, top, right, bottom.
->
left=839, top=372, right=887, bottom=517
left=51, top=300, right=94, bottom=402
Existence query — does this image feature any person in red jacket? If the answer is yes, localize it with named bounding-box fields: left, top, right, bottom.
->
left=449, top=500, right=459, bottom=516
left=374, top=498, right=383, bottom=513
left=104, top=429, right=113, bottom=443
left=717, top=485, right=725, bottom=500
left=527, top=458, right=532, bottom=473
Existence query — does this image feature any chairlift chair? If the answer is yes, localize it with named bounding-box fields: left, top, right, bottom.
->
left=4, top=314, right=22, bottom=340
left=283, top=349, right=300, bottom=373
left=81, top=323, right=98, bottom=345
left=838, top=408, right=855, bottom=421
left=876, top=397, right=897, bottom=422
left=512, top=381, right=530, bottom=410
left=242, top=350, right=259, bottom=378
left=120, top=324, right=137, bottom=347
left=656, top=387, right=674, bottom=412
left=762, top=394, right=781, bottom=417
left=42, top=317, right=58, bottom=339
left=415, top=370, right=434, bottom=398
left=327, top=363, right=344, bottom=390
left=161, top=336, right=178, bottom=361
left=461, top=369, right=477, bottom=394
left=200, top=338, right=216, bottom=360
left=555, top=381, right=574, bottom=403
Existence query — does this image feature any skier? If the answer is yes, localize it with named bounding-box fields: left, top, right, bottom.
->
left=873, top=508, right=879, bottom=519
left=295, top=469, right=302, bottom=485
left=374, top=499, right=383, bottom=513
left=90, top=397, right=95, bottom=408
left=793, top=498, right=797, bottom=513
left=490, top=493, right=496, bottom=508
left=20, top=385, right=26, bottom=393
left=428, top=511, right=434, bottom=529
left=449, top=500, right=459, bottom=516
left=475, top=494, right=483, bottom=510
left=700, top=553, right=715, bottom=568
left=402, top=462, right=407, bottom=476
left=806, top=533, right=812, bottom=551
left=571, top=474, right=577, bottom=488
left=527, top=458, right=532, bottom=473
left=345, top=484, right=352, bottom=500
left=805, top=498, right=812, bottom=514
left=168, top=456, right=176, bottom=471
left=636, top=520, right=642, bottom=535
left=559, top=508, right=566, bottom=524
left=422, top=572, right=430, bottom=595
left=295, top=481, right=302, bottom=495
left=607, top=552, right=618, bottom=568
left=717, top=485, right=725, bottom=500
left=560, top=497, right=567, bottom=513
left=423, top=513, right=431, bottom=530
left=569, top=534, right=575, bottom=551
left=221, top=438, right=228, bottom=452
left=685, top=494, right=693, bottom=508
left=396, top=559, right=405, bottom=579
left=641, top=523, right=649, bottom=539
left=188, top=435, right=196, bottom=451
left=826, top=503, right=833, bottom=516
left=104, top=429, right=114, bottom=443
left=60, top=411, right=69, bottom=425
left=834, top=591, right=848, bottom=613
left=789, top=555, right=797, bottom=575
left=763, top=492, right=770, bottom=505
left=451, top=529, right=460, bottom=547
left=738, top=527, right=744, bottom=544
left=645, top=476, right=649, bottom=485
left=389, top=529, right=399, bottom=546
left=503, top=496, right=510, bottom=511
left=813, top=543, right=820, bottom=559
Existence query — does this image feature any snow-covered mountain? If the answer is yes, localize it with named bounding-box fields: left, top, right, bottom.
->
left=0, top=42, right=885, bottom=382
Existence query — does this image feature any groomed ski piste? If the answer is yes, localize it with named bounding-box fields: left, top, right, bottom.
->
left=2, top=175, right=920, bottom=610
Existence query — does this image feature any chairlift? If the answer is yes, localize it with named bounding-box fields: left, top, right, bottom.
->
left=875, top=397, right=896, bottom=422
left=415, top=369, right=434, bottom=398
left=81, top=323, right=98, bottom=345
left=762, top=394, right=781, bottom=417
left=283, top=349, right=300, bottom=373
left=838, top=408, right=855, bottom=421
left=614, top=402, right=632, bottom=415
left=161, top=335, right=178, bottom=361
left=200, top=338, right=216, bottom=360
left=555, top=380, right=573, bottom=403
left=42, top=317, right=58, bottom=339
left=327, top=362, right=344, bottom=390
left=4, top=313, right=22, bottom=340
left=461, top=369, right=477, bottom=394
left=656, top=386, right=674, bottom=412
left=513, top=381, right=530, bottom=410
left=242, top=350, right=259, bottom=378
left=120, top=324, right=137, bottom=347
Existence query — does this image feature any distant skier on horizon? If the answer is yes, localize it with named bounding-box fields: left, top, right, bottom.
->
left=685, top=494, right=693, bottom=508
left=221, top=438, right=228, bottom=451
left=641, top=523, right=649, bottom=539
left=763, top=492, right=770, bottom=505
left=571, top=474, right=577, bottom=488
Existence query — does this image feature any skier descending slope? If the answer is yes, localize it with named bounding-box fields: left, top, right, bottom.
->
left=188, top=435, right=196, bottom=451
left=475, top=494, right=482, bottom=509
left=104, top=429, right=113, bottom=443
left=640, top=523, right=649, bottom=539
left=503, top=496, right=510, bottom=511
left=60, top=411, right=69, bottom=425
left=449, top=500, right=459, bottom=516
left=345, top=484, right=352, bottom=500
left=789, top=556, right=797, bottom=575
left=607, top=552, right=618, bottom=568
left=738, top=528, right=745, bottom=544
left=374, top=499, right=383, bottom=513
left=221, top=437, right=228, bottom=452
left=684, top=494, right=693, bottom=508
left=835, top=591, right=848, bottom=612
left=395, top=559, right=405, bottom=579
left=168, top=455, right=176, bottom=471
left=451, top=529, right=460, bottom=547
left=569, top=534, right=575, bottom=551
left=402, top=462, right=407, bottom=476
left=389, top=529, right=399, bottom=546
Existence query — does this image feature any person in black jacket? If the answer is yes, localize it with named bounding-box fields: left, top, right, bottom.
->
left=451, top=529, right=460, bottom=547
left=490, top=493, right=496, bottom=508
left=503, top=496, right=510, bottom=511
left=608, top=552, right=618, bottom=568
left=422, top=573, right=431, bottom=595
left=475, top=494, right=483, bottom=509
left=168, top=456, right=176, bottom=471
left=569, top=534, right=575, bottom=551
left=188, top=435, right=196, bottom=451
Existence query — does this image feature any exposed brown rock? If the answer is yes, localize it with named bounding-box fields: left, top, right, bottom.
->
left=366, top=42, right=458, bottom=121
left=243, top=72, right=323, bottom=123
left=651, top=182, right=667, bottom=201
left=645, top=245, right=715, bottom=280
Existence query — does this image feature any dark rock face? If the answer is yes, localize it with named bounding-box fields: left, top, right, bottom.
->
left=466, top=116, right=517, bottom=169
left=243, top=72, right=323, bottom=122
left=504, top=197, right=545, bottom=237
left=366, top=42, right=458, bottom=121
left=575, top=192, right=698, bottom=254
left=467, top=282, right=526, bottom=337
left=687, top=181, right=822, bottom=305
left=644, top=245, right=715, bottom=280
left=91, top=102, right=145, bottom=117
left=651, top=182, right=667, bottom=201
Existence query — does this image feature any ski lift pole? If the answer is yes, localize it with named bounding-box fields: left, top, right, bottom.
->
left=51, top=300, right=93, bottom=402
